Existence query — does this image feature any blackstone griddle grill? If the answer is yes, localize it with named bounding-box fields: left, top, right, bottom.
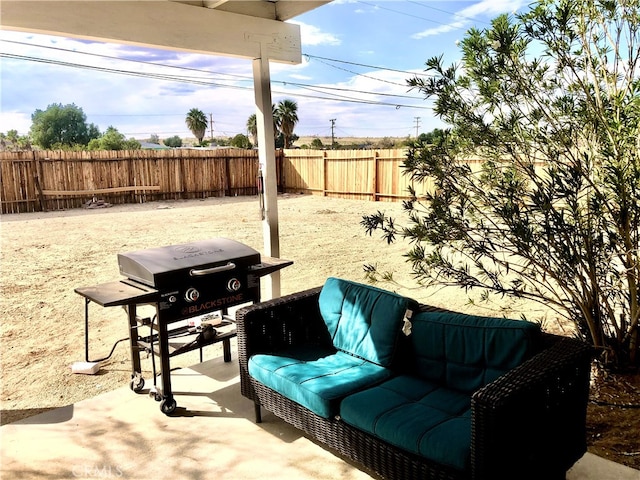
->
left=75, top=238, right=292, bottom=415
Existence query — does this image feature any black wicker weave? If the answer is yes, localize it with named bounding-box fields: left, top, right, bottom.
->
left=236, top=287, right=593, bottom=480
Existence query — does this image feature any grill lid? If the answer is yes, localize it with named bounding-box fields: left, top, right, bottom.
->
left=118, top=238, right=260, bottom=288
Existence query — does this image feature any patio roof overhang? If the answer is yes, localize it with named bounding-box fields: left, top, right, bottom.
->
left=0, top=1, right=330, bottom=64
left=0, top=0, right=332, bottom=298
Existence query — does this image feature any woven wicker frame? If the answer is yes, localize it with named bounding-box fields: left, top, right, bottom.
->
left=236, top=287, right=592, bottom=480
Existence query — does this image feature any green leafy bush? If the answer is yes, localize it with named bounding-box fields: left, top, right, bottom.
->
left=363, top=0, right=640, bottom=370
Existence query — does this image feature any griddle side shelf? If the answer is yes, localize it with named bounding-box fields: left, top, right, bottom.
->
left=75, top=280, right=159, bottom=371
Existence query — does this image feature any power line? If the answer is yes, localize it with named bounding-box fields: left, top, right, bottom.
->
left=405, top=1, right=493, bottom=26
left=0, top=53, right=249, bottom=90
left=2, top=39, right=428, bottom=97
left=4, top=38, right=429, bottom=78
left=2, top=39, right=252, bottom=83
left=1, top=52, right=432, bottom=110
left=294, top=83, right=419, bottom=102
left=308, top=56, right=408, bottom=87
left=304, top=54, right=429, bottom=77
left=356, top=0, right=458, bottom=27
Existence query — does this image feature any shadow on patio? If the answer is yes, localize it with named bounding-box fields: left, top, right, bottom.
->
left=1, top=350, right=638, bottom=480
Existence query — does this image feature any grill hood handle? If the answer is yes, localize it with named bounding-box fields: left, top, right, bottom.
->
left=189, top=262, right=236, bottom=276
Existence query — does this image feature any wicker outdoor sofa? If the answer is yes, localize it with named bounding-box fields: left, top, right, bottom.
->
left=236, top=278, right=593, bottom=480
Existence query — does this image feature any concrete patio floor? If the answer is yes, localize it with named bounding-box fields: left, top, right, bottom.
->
left=2, top=353, right=638, bottom=480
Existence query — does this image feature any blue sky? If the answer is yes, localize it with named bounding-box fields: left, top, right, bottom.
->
left=0, top=0, right=528, bottom=142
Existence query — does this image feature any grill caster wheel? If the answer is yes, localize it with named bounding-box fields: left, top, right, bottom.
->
left=160, top=398, right=177, bottom=415
left=149, top=387, right=162, bottom=401
left=130, top=376, right=145, bottom=393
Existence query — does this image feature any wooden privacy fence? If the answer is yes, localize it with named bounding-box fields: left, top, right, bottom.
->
left=0, top=149, right=274, bottom=213
left=1, top=147, right=491, bottom=214
left=281, top=148, right=426, bottom=201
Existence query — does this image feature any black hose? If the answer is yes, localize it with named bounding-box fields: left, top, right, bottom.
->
left=91, top=337, right=129, bottom=363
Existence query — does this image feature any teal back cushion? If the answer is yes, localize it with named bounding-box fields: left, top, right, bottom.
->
left=408, top=311, right=541, bottom=392
left=318, top=277, right=414, bottom=367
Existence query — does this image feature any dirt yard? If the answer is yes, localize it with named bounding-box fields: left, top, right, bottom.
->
left=1, top=194, right=638, bottom=470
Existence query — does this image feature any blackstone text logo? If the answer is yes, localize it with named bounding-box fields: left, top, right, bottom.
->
left=72, top=464, right=124, bottom=478
left=173, top=245, right=201, bottom=254
left=172, top=245, right=223, bottom=261
left=181, top=293, right=244, bottom=316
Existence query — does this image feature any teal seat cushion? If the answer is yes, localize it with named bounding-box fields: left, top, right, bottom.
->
left=249, top=349, right=393, bottom=418
left=340, top=376, right=472, bottom=471
left=407, top=311, right=541, bottom=392
left=318, top=277, right=415, bottom=367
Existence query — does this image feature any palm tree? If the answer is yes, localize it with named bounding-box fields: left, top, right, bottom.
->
left=246, top=114, right=257, bottom=147
left=275, top=99, right=299, bottom=148
left=246, top=105, right=280, bottom=147
left=272, top=104, right=280, bottom=141
left=185, top=108, right=208, bottom=144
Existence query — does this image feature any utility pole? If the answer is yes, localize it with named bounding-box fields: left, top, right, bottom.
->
left=414, top=116, right=421, bottom=138
left=209, top=113, right=214, bottom=144
left=330, top=118, right=336, bottom=148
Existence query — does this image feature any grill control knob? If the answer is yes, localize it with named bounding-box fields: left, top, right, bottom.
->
left=227, top=278, right=241, bottom=292
left=185, top=287, right=200, bottom=302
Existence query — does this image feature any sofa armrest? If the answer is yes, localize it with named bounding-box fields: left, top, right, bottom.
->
left=236, top=286, right=330, bottom=401
left=471, top=333, right=593, bottom=480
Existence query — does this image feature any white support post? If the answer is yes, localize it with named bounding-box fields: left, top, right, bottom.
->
left=253, top=51, right=281, bottom=300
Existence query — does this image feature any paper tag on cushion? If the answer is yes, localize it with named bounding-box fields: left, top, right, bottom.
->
left=402, top=309, right=413, bottom=336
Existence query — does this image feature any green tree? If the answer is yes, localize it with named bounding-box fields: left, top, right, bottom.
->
left=230, top=133, right=252, bottom=149
left=311, top=138, right=324, bottom=149
left=246, top=105, right=280, bottom=148
left=247, top=114, right=258, bottom=147
left=420, top=128, right=446, bottom=145
left=271, top=103, right=280, bottom=141
left=164, top=135, right=183, bottom=148
left=362, top=1, right=640, bottom=370
left=30, top=103, right=100, bottom=149
left=275, top=99, right=299, bottom=148
left=377, top=137, right=396, bottom=149
left=87, top=126, right=141, bottom=150
left=211, top=136, right=229, bottom=146
left=185, top=108, right=208, bottom=144
left=148, top=134, right=160, bottom=144
left=124, top=138, right=141, bottom=149
left=0, top=130, right=32, bottom=151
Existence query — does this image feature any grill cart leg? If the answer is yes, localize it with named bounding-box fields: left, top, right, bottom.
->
left=156, top=317, right=177, bottom=415
left=126, top=304, right=145, bottom=393
left=84, top=298, right=91, bottom=362
left=222, top=309, right=234, bottom=362
left=223, top=338, right=232, bottom=362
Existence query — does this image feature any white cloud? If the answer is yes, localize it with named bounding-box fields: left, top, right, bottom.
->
left=412, top=0, right=528, bottom=40
left=0, top=112, right=31, bottom=136
left=412, top=20, right=467, bottom=39
left=459, top=0, right=527, bottom=18
left=288, top=21, right=341, bottom=46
